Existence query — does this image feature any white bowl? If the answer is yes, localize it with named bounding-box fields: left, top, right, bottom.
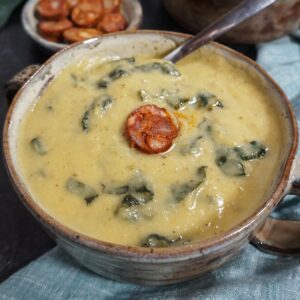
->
left=21, top=0, right=143, bottom=53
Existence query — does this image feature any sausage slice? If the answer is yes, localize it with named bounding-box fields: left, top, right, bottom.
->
left=37, top=0, right=69, bottom=19
left=66, top=0, right=80, bottom=8
left=71, top=2, right=103, bottom=27
left=125, top=105, right=180, bottom=154
left=102, top=0, right=121, bottom=14
left=97, top=13, right=127, bottom=33
left=39, top=32, right=60, bottom=42
left=39, top=19, right=73, bottom=35
left=63, top=28, right=102, bottom=43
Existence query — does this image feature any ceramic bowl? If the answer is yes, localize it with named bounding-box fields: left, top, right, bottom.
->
left=3, top=31, right=300, bottom=285
left=21, top=0, right=143, bottom=53
left=163, top=0, right=300, bottom=44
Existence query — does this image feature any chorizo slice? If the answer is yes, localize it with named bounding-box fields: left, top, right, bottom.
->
left=38, top=19, right=73, bottom=36
left=39, top=32, right=60, bottom=42
left=125, top=105, right=180, bottom=154
left=66, top=0, right=80, bottom=8
left=77, top=0, right=103, bottom=3
left=71, top=2, right=103, bottom=27
left=36, top=0, right=69, bottom=19
left=102, top=0, right=121, bottom=14
left=97, top=13, right=127, bottom=33
left=63, top=28, right=102, bottom=43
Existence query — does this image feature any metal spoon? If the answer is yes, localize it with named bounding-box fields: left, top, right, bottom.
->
left=164, top=0, right=276, bottom=63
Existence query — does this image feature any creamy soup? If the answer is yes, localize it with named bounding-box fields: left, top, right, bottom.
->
left=18, top=47, right=283, bottom=247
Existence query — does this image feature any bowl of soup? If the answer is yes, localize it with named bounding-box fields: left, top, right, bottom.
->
left=3, top=31, right=300, bottom=285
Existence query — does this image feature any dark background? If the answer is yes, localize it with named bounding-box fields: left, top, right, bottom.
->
left=0, top=0, right=255, bottom=282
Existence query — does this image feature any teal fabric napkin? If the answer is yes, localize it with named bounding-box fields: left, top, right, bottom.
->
left=1, top=34, right=300, bottom=299
left=0, top=0, right=24, bottom=29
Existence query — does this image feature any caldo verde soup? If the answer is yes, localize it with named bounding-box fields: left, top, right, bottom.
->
left=18, top=47, right=283, bottom=247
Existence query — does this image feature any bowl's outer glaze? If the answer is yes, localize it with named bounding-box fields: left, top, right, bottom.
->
left=163, top=0, right=300, bottom=44
left=3, top=31, right=298, bottom=285
left=21, top=0, right=143, bottom=53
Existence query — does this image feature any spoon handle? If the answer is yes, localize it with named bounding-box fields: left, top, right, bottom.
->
left=164, top=0, right=276, bottom=63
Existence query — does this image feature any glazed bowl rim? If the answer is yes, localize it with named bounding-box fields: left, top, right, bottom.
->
left=3, top=30, right=298, bottom=260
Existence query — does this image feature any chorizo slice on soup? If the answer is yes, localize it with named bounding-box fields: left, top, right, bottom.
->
left=125, top=104, right=180, bottom=154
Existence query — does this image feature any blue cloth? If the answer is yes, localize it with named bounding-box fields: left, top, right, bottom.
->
left=0, top=247, right=299, bottom=300
left=1, top=35, right=300, bottom=299
left=257, top=33, right=300, bottom=142
left=0, top=0, right=24, bottom=29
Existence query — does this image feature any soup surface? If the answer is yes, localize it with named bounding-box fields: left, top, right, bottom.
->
left=18, top=47, right=283, bottom=247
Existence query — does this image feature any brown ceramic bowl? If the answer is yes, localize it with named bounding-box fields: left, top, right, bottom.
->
left=164, top=0, right=300, bottom=44
left=3, top=31, right=300, bottom=285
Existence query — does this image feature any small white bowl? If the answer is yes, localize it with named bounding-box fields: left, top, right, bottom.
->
left=21, top=0, right=143, bottom=53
